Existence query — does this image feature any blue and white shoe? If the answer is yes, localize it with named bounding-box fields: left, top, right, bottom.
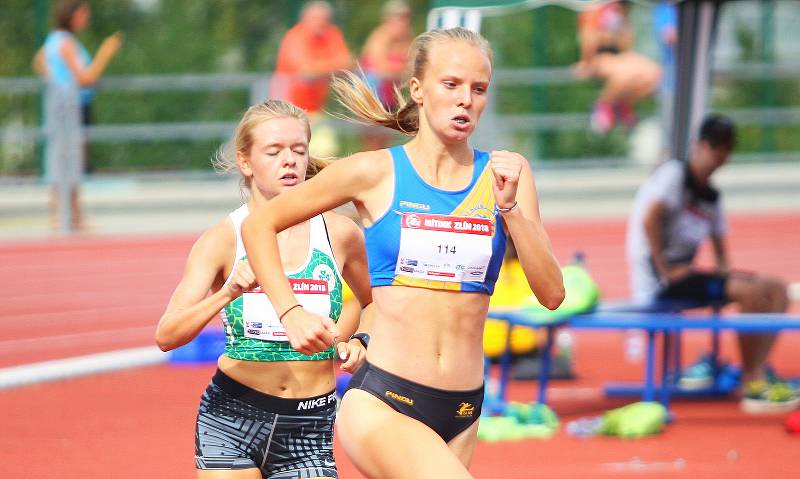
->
left=678, top=354, right=720, bottom=390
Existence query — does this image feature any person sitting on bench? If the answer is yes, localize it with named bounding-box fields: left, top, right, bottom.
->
left=626, top=113, right=797, bottom=414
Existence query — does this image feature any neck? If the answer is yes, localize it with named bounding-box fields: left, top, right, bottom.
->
left=249, top=186, right=276, bottom=207
left=688, top=159, right=711, bottom=186
left=404, top=131, right=473, bottom=187
left=408, top=114, right=473, bottom=162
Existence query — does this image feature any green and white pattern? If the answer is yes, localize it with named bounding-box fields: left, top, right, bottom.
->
left=221, top=249, right=343, bottom=362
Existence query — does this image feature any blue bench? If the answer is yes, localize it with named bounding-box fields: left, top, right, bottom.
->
left=488, top=301, right=800, bottom=414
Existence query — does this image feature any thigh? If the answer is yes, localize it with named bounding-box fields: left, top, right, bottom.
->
left=447, top=419, right=480, bottom=467
left=337, top=389, right=473, bottom=479
left=726, top=271, right=765, bottom=300
left=660, top=271, right=727, bottom=302
left=197, top=469, right=262, bottom=479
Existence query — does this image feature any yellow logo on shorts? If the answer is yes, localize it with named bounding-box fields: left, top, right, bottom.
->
left=385, top=390, right=414, bottom=406
left=456, top=402, right=475, bottom=418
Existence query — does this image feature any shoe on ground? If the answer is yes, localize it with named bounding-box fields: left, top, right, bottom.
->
left=678, top=354, right=718, bottom=390
left=740, top=379, right=800, bottom=415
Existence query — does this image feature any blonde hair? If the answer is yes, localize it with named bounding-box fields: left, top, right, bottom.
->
left=331, top=27, right=493, bottom=135
left=213, top=100, right=330, bottom=191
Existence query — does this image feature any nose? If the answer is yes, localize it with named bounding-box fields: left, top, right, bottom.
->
left=279, top=148, right=297, bottom=167
left=456, top=86, right=472, bottom=109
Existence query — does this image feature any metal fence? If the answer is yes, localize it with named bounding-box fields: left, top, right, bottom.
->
left=2, top=62, right=799, bottom=176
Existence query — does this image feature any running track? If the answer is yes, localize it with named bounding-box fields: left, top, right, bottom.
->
left=2, top=213, right=799, bottom=478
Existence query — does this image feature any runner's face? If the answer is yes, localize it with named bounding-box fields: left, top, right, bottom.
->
left=414, top=41, right=491, bottom=144
left=241, top=117, right=309, bottom=198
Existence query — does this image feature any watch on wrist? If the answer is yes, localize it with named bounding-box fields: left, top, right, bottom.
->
left=350, top=332, right=370, bottom=349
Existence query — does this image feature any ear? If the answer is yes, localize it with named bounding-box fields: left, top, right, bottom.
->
left=409, top=76, right=423, bottom=105
left=236, top=150, right=253, bottom=178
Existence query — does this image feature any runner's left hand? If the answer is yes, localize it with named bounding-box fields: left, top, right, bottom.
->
left=336, top=339, right=366, bottom=373
left=490, top=150, right=524, bottom=210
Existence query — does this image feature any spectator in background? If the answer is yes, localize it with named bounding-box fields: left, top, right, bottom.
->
left=33, top=0, right=123, bottom=231
left=359, top=0, right=414, bottom=150
left=271, top=1, right=353, bottom=157
left=626, top=114, right=797, bottom=414
left=575, top=0, right=661, bottom=134
left=361, top=0, right=413, bottom=110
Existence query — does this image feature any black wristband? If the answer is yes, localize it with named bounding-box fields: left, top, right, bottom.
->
left=349, top=332, right=370, bottom=349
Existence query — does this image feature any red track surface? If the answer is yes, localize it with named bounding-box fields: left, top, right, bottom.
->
left=2, top=213, right=799, bottom=478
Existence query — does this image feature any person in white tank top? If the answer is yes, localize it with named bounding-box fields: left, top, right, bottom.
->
left=156, top=100, right=372, bottom=479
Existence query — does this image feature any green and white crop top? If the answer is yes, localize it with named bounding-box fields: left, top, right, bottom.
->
left=220, top=204, right=344, bottom=361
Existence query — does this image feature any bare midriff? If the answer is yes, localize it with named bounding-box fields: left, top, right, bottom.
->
left=217, top=355, right=335, bottom=398
left=367, top=285, right=489, bottom=391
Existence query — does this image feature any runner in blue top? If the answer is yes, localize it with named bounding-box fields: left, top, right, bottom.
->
left=242, top=28, right=564, bottom=478
left=156, top=100, right=372, bottom=479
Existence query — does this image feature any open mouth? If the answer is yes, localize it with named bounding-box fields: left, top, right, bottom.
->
left=280, top=172, right=299, bottom=184
left=452, top=115, right=471, bottom=127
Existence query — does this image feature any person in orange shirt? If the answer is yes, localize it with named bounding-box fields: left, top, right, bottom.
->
left=272, top=1, right=353, bottom=115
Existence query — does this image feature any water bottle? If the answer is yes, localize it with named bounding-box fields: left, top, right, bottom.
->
left=624, top=329, right=645, bottom=364
left=566, top=416, right=604, bottom=438
left=556, top=329, right=574, bottom=363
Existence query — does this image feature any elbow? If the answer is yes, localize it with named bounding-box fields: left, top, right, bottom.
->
left=536, top=272, right=566, bottom=311
left=541, top=285, right=566, bottom=311
left=154, top=327, right=177, bottom=352
left=77, top=76, right=96, bottom=87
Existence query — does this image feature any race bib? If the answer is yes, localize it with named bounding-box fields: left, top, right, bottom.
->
left=395, top=212, right=494, bottom=283
left=242, top=279, right=331, bottom=341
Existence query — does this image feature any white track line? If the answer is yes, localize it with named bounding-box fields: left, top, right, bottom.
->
left=0, top=346, right=167, bottom=390
left=0, top=326, right=155, bottom=354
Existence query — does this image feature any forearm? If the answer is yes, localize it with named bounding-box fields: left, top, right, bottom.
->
left=156, top=290, right=232, bottom=351
left=643, top=205, right=670, bottom=277
left=33, top=50, right=46, bottom=76
left=241, top=214, right=299, bottom=316
left=503, top=208, right=564, bottom=310
left=712, top=236, right=728, bottom=271
left=81, top=51, right=116, bottom=85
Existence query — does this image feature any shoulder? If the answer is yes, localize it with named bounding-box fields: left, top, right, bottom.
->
left=656, top=159, right=685, bottom=182
left=57, top=33, right=77, bottom=52
left=190, top=216, right=236, bottom=260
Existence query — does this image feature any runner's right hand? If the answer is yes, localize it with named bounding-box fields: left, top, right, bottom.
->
left=281, top=307, right=340, bottom=355
left=226, top=259, right=258, bottom=298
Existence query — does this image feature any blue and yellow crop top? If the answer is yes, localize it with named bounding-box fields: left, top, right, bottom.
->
left=219, top=204, right=343, bottom=361
left=365, top=145, right=507, bottom=294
